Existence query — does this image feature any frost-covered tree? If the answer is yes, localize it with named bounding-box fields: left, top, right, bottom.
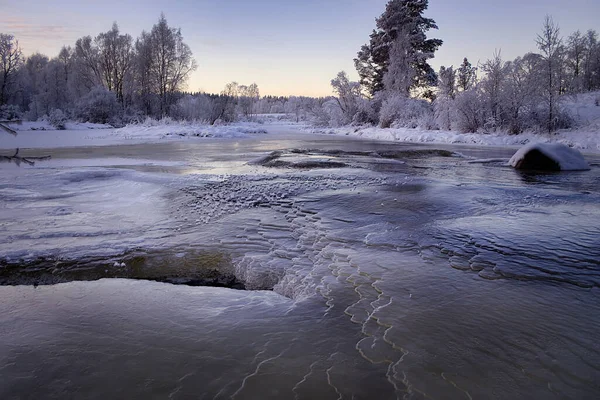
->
left=536, top=16, right=563, bottom=132
left=238, top=83, right=260, bottom=118
left=480, top=51, right=506, bottom=130
left=501, top=53, right=543, bottom=134
left=457, top=57, right=477, bottom=92
left=566, top=30, right=586, bottom=91
left=0, top=34, right=23, bottom=106
left=582, top=30, right=600, bottom=91
left=330, top=71, right=362, bottom=123
left=95, top=23, right=134, bottom=103
left=75, top=85, right=118, bottom=123
left=434, top=65, right=456, bottom=130
left=137, top=14, right=198, bottom=116
left=454, top=87, right=484, bottom=133
left=354, top=0, right=442, bottom=96
left=74, top=35, right=102, bottom=91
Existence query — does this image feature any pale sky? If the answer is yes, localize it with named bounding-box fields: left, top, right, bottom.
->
left=1, top=0, right=598, bottom=97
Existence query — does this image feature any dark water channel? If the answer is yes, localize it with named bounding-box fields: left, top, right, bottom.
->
left=1, top=133, right=600, bottom=399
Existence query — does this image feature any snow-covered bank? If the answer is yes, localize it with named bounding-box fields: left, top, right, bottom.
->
left=2, top=111, right=598, bottom=153
left=0, top=119, right=270, bottom=149
left=303, top=91, right=600, bottom=153
left=304, top=125, right=600, bottom=154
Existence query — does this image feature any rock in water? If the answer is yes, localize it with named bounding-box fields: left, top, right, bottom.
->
left=509, top=143, right=590, bottom=171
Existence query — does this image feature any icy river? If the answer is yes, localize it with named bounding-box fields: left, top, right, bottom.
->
left=1, top=132, right=599, bottom=399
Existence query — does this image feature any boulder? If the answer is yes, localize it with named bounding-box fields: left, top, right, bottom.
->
left=509, top=143, right=590, bottom=171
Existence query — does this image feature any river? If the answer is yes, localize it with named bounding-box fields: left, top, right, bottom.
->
left=1, top=132, right=599, bottom=399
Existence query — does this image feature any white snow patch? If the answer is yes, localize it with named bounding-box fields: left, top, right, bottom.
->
left=0, top=119, right=269, bottom=149
left=508, top=143, right=590, bottom=171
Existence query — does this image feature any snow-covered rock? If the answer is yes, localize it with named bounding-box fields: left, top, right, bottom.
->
left=508, top=143, right=590, bottom=171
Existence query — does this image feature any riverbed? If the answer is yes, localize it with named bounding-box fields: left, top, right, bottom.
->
left=1, top=132, right=599, bottom=399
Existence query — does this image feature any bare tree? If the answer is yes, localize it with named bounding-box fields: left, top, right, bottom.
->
left=139, top=14, right=198, bottom=116
left=0, top=34, right=23, bottom=106
left=95, top=23, right=134, bottom=103
left=74, top=35, right=103, bottom=91
left=330, top=71, right=362, bottom=123
left=536, top=15, right=563, bottom=133
left=480, top=51, right=506, bottom=130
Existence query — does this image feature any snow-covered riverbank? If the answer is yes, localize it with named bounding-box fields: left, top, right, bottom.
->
left=2, top=103, right=599, bottom=153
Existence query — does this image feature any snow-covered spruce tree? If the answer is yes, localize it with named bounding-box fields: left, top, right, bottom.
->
left=354, top=0, right=442, bottom=97
left=457, top=57, right=477, bottom=92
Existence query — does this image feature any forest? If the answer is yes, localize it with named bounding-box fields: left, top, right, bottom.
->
left=1, top=1, right=599, bottom=135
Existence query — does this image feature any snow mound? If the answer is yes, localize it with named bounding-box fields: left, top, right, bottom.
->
left=508, top=143, right=590, bottom=171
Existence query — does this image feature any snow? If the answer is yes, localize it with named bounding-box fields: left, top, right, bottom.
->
left=2, top=93, right=599, bottom=153
left=0, top=119, right=269, bottom=149
left=508, top=143, right=590, bottom=171
left=304, top=125, right=600, bottom=154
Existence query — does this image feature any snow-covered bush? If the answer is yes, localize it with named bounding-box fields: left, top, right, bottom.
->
left=529, top=106, right=574, bottom=132
left=379, top=94, right=432, bottom=129
left=433, top=97, right=454, bottom=131
left=454, top=89, right=485, bottom=133
left=47, top=109, right=67, bottom=130
left=352, top=98, right=379, bottom=125
left=0, top=104, right=21, bottom=120
left=75, top=86, right=119, bottom=124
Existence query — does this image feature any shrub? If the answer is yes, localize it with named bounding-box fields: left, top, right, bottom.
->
left=379, top=94, right=432, bottom=129
left=75, top=86, right=119, bottom=124
left=0, top=104, right=22, bottom=120
left=47, top=109, right=68, bottom=130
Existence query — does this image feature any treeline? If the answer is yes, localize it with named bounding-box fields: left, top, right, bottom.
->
left=0, top=14, right=199, bottom=125
left=322, top=1, right=600, bottom=134
left=2, top=2, right=599, bottom=134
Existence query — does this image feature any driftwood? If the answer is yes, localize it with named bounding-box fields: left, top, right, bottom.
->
left=1, top=121, right=51, bottom=166
left=0, top=120, right=20, bottom=136
left=0, top=148, right=51, bottom=166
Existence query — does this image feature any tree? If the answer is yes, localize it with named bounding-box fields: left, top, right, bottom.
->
left=330, top=71, right=362, bottom=123
left=457, top=57, right=477, bottom=92
left=138, top=14, right=198, bottom=116
left=566, top=30, right=586, bottom=91
left=480, top=51, right=506, bottom=130
left=73, top=35, right=102, bottom=91
left=0, top=34, right=23, bottom=106
left=238, top=83, right=260, bottom=118
left=501, top=53, right=543, bottom=134
left=382, top=32, right=414, bottom=96
left=582, top=30, right=600, bottom=91
left=536, top=15, right=563, bottom=133
left=95, top=23, right=134, bottom=103
left=434, top=65, right=456, bottom=130
left=354, top=0, right=442, bottom=96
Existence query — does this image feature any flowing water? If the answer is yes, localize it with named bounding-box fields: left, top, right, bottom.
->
left=1, top=133, right=599, bottom=399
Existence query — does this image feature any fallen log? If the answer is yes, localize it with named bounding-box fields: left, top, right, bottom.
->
left=0, top=148, right=51, bottom=166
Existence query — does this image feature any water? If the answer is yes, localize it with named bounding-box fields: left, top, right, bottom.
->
left=1, top=133, right=600, bottom=399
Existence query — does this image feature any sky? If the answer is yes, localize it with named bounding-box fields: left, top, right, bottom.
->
left=1, top=0, right=599, bottom=97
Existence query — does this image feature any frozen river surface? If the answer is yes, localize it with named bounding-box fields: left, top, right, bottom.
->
left=1, top=133, right=600, bottom=399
